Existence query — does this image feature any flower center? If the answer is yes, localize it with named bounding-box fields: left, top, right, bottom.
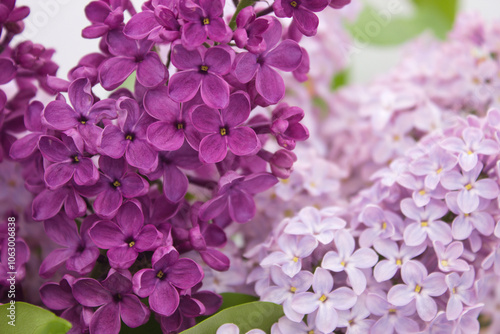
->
left=441, top=260, right=448, bottom=267
left=340, top=261, right=346, bottom=267
left=452, top=287, right=456, bottom=294
left=421, top=221, right=428, bottom=227
left=467, top=150, right=473, bottom=155
left=72, top=155, right=79, bottom=163
left=396, top=259, right=402, bottom=265
left=112, top=180, right=121, bottom=188
left=125, top=133, right=134, bottom=141
left=200, top=65, right=209, bottom=72
left=220, top=127, right=228, bottom=136
left=418, top=189, right=426, bottom=196
left=382, top=221, right=387, bottom=230
left=436, top=167, right=443, bottom=174
left=128, top=241, right=135, bottom=248
left=157, top=270, right=164, bottom=279
left=290, top=1, right=298, bottom=7
left=319, top=294, right=327, bottom=302
left=202, top=17, right=210, bottom=25
left=465, top=183, right=472, bottom=190
left=177, top=122, right=184, bottom=130
left=414, top=285, right=422, bottom=293
left=292, top=256, right=299, bottom=263
left=388, top=308, right=396, bottom=314
left=290, top=286, right=297, bottom=293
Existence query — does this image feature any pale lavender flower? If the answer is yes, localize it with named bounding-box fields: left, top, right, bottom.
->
left=388, top=261, right=447, bottom=321
left=337, top=299, right=375, bottom=333
left=434, top=241, right=469, bottom=272
left=322, top=229, right=378, bottom=294
left=441, top=162, right=499, bottom=214
left=397, top=173, right=446, bottom=207
left=408, top=145, right=457, bottom=190
left=401, top=198, right=452, bottom=246
left=373, top=239, right=426, bottom=282
left=284, top=206, right=345, bottom=245
left=216, top=323, right=265, bottom=334
left=366, top=292, right=420, bottom=334
left=454, top=304, right=483, bottom=334
left=358, top=204, right=399, bottom=247
left=445, top=192, right=494, bottom=239
left=291, top=267, right=357, bottom=333
left=445, top=267, right=476, bottom=320
left=260, top=234, right=317, bottom=277
left=440, top=127, right=498, bottom=171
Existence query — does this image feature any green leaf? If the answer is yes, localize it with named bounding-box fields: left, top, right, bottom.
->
left=331, top=69, right=350, bottom=91
left=229, top=0, right=257, bottom=30
left=0, top=302, right=72, bottom=334
left=181, top=301, right=283, bottom=334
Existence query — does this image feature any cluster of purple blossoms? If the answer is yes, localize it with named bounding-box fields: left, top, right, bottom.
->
left=0, top=0, right=356, bottom=333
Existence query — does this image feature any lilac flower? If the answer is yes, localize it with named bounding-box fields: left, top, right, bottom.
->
left=291, top=267, right=357, bottom=333
left=10, top=101, right=45, bottom=160
left=365, top=292, right=420, bottom=334
left=233, top=18, right=303, bottom=103
left=275, top=316, right=320, bottom=334
left=321, top=229, right=378, bottom=294
left=178, top=0, right=230, bottom=48
left=373, top=239, right=426, bottom=282
left=387, top=261, right=447, bottom=321
left=168, top=42, right=232, bottom=109
left=233, top=8, right=271, bottom=54
left=273, top=0, right=329, bottom=36
left=261, top=267, right=313, bottom=322
left=441, top=162, right=499, bottom=214
left=396, top=173, right=446, bottom=207
left=38, top=135, right=99, bottom=189
left=99, top=97, right=158, bottom=171
left=270, top=103, right=309, bottom=149
left=445, top=192, right=494, bottom=239
left=191, top=92, right=260, bottom=163
left=42, top=78, right=116, bottom=152
left=87, top=156, right=149, bottom=218
left=284, top=206, right=346, bottom=244
left=445, top=267, right=476, bottom=320
left=260, top=234, right=317, bottom=277
left=82, top=1, right=124, bottom=38
left=400, top=198, right=452, bottom=246
left=454, top=304, right=483, bottom=333
left=124, top=4, right=180, bottom=42
left=216, top=323, right=264, bottom=334
left=73, top=271, right=150, bottom=334
left=39, top=213, right=100, bottom=278
left=0, top=1, right=29, bottom=37
left=0, top=238, right=29, bottom=285
left=434, top=241, right=469, bottom=272
left=440, top=127, right=499, bottom=171
left=358, top=204, right=399, bottom=247
left=89, top=201, right=162, bottom=269
left=144, top=86, right=202, bottom=152
left=337, top=299, right=375, bottom=333
left=408, top=145, right=457, bottom=190
left=267, top=149, right=297, bottom=179
left=187, top=221, right=229, bottom=271
left=199, top=171, right=277, bottom=223
left=0, top=58, right=16, bottom=85
left=99, top=29, right=168, bottom=90
left=132, top=246, right=204, bottom=316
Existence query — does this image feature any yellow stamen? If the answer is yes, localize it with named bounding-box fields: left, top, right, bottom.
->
left=292, top=256, right=299, bottom=263
left=308, top=331, right=314, bottom=334
left=284, top=209, right=294, bottom=217
left=201, top=65, right=208, bottom=72
left=396, top=259, right=402, bottom=265
left=203, top=18, right=210, bottom=25
left=80, top=120, right=86, bottom=125
left=393, top=135, right=400, bottom=141
left=340, top=261, right=345, bottom=267
left=382, top=222, right=387, bottom=230
left=290, top=1, right=298, bottom=7
left=467, top=150, right=473, bottom=155
left=452, top=287, right=456, bottom=294
left=388, top=308, right=397, bottom=313
left=418, top=189, right=426, bottom=196
left=290, top=286, right=297, bottom=293
left=436, top=168, right=443, bottom=174
left=421, top=221, right=428, bottom=227
left=125, top=134, right=133, bottom=140
left=128, top=241, right=135, bottom=248
left=465, top=184, right=472, bottom=190
left=319, top=294, right=327, bottom=302
left=156, top=270, right=164, bottom=279
left=220, top=128, right=227, bottom=136
left=113, top=180, right=121, bottom=188
left=441, top=260, right=448, bottom=267
left=280, top=178, right=290, bottom=184
left=73, top=156, right=79, bottom=163
left=177, top=123, right=184, bottom=130
left=414, top=285, right=422, bottom=293
left=464, top=213, right=469, bottom=217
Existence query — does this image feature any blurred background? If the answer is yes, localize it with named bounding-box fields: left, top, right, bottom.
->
left=15, top=0, right=500, bottom=85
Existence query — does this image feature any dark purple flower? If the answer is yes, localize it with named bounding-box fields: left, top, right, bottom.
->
left=99, top=29, right=168, bottom=90
left=73, top=271, right=150, bottom=334
left=0, top=58, right=16, bottom=85
left=0, top=238, right=29, bottom=285
left=133, top=246, right=204, bottom=316
left=233, top=18, right=303, bottom=103
left=39, top=134, right=99, bottom=189
left=99, top=97, right=158, bottom=171
left=191, top=91, right=260, bottom=163
left=233, top=7, right=271, bottom=54
left=82, top=0, right=125, bottom=38
left=273, top=0, right=329, bottom=36
left=144, top=85, right=202, bottom=151
left=89, top=201, right=162, bottom=269
left=178, top=0, right=230, bottom=48
left=31, top=182, right=89, bottom=221
left=68, top=53, right=107, bottom=85
left=10, top=101, right=45, bottom=160
left=39, top=213, right=100, bottom=278
left=271, top=103, right=309, bottom=149
left=124, top=4, right=180, bottom=42
left=0, top=1, right=29, bottom=37
left=168, top=42, right=232, bottom=109
left=199, top=171, right=278, bottom=223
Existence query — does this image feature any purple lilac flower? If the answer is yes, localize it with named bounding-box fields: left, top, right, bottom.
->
left=337, top=300, right=375, bottom=333
left=284, top=206, right=346, bottom=244
left=233, top=18, right=302, bottom=103
left=178, top=0, right=230, bottom=48
left=133, top=246, right=204, bottom=316
left=99, top=97, right=158, bottom=171
left=82, top=0, right=124, bottom=38
left=321, top=229, right=378, bottom=294
left=0, top=1, right=29, bottom=37
left=440, top=126, right=499, bottom=171
left=267, top=149, right=297, bottom=179
left=191, top=91, right=260, bottom=163
left=396, top=173, right=446, bottom=207
left=373, top=239, right=426, bottom=282
left=291, top=267, right=357, bottom=333
left=270, top=103, right=309, bottom=149
left=233, top=7, right=271, bottom=54
left=400, top=198, right=452, bottom=246
left=73, top=271, right=150, bottom=334
left=365, top=292, right=420, bottom=334
left=99, top=29, right=168, bottom=90
left=388, top=261, right=447, bottom=321
left=273, top=0, right=329, bottom=36
left=434, top=241, right=469, bottom=272
left=0, top=238, right=29, bottom=285
left=260, top=234, right=317, bottom=277
left=38, top=135, right=99, bottom=189
left=168, top=42, right=232, bottom=109
left=0, top=58, right=16, bottom=85
left=408, top=145, right=457, bottom=190
left=261, top=267, right=313, bottom=322
left=144, top=86, right=202, bottom=151
left=441, top=161, right=499, bottom=214
left=89, top=201, right=162, bottom=269
left=358, top=204, right=398, bottom=247
left=124, top=3, right=180, bottom=42
left=39, top=213, right=100, bottom=278
left=10, top=101, right=45, bottom=160
left=445, top=267, right=476, bottom=320
left=199, top=171, right=277, bottom=223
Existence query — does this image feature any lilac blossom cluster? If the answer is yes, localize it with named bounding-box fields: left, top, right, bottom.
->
left=0, top=0, right=356, bottom=333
